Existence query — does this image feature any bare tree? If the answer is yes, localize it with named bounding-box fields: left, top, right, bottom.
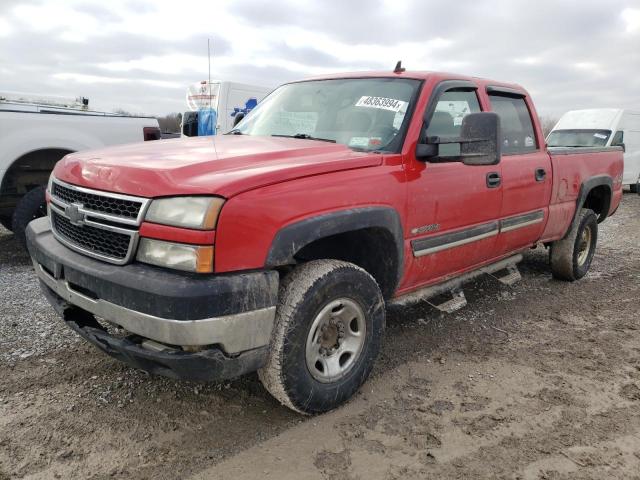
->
left=157, top=112, right=182, bottom=133
left=539, top=115, right=559, bottom=138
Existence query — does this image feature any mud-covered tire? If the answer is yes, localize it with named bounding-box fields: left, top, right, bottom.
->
left=12, top=186, right=47, bottom=247
left=258, top=260, right=385, bottom=414
left=550, top=208, right=598, bottom=281
left=0, top=215, right=12, bottom=231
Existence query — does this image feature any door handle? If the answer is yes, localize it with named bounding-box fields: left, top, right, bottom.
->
left=535, top=168, right=547, bottom=182
left=486, top=172, right=501, bottom=188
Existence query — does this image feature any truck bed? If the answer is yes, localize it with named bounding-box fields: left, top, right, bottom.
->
left=541, top=146, right=624, bottom=241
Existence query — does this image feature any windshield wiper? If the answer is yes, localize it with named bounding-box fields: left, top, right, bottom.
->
left=272, top=133, right=336, bottom=143
left=226, top=129, right=244, bottom=135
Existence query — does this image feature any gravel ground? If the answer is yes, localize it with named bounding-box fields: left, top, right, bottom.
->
left=0, top=241, right=80, bottom=364
left=0, top=192, right=639, bottom=479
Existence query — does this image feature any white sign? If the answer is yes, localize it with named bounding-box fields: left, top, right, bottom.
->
left=355, top=96, right=407, bottom=113
left=186, top=81, right=220, bottom=111
left=436, top=100, right=473, bottom=126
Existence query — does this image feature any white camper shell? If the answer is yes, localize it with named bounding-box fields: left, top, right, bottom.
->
left=182, top=81, right=272, bottom=137
left=547, top=109, right=640, bottom=190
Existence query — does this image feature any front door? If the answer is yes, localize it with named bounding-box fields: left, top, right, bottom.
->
left=401, top=83, right=503, bottom=292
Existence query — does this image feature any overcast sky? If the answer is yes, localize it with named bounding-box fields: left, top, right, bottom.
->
left=1, top=0, right=639, bottom=118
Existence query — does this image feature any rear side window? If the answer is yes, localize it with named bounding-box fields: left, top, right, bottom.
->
left=488, top=94, right=537, bottom=155
left=424, top=89, right=481, bottom=157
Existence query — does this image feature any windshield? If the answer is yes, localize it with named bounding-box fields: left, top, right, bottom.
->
left=231, top=78, right=421, bottom=152
left=547, top=129, right=611, bottom=147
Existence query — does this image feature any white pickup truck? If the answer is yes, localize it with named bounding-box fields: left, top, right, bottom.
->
left=0, top=93, right=161, bottom=244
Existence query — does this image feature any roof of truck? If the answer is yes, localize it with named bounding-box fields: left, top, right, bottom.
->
left=0, top=100, right=155, bottom=118
left=297, top=70, right=528, bottom=95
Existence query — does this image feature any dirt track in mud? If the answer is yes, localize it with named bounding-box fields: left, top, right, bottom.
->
left=1, top=192, right=639, bottom=480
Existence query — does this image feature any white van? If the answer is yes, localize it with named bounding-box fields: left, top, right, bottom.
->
left=182, top=81, right=272, bottom=137
left=547, top=109, right=640, bottom=191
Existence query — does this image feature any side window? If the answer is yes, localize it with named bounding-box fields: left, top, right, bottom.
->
left=488, top=93, right=537, bottom=154
left=425, top=89, right=481, bottom=157
left=611, top=130, right=624, bottom=147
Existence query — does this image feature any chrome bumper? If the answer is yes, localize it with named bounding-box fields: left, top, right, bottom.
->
left=35, top=261, right=276, bottom=353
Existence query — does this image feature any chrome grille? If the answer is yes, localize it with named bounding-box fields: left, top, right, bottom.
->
left=49, top=179, right=150, bottom=264
left=52, top=182, right=142, bottom=219
left=51, top=210, right=131, bottom=260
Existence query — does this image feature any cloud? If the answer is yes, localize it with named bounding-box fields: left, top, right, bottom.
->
left=0, top=16, right=12, bottom=37
left=0, top=0, right=638, bottom=116
left=622, top=8, right=640, bottom=33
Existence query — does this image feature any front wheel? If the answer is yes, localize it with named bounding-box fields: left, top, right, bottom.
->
left=550, top=208, right=598, bottom=281
left=259, top=260, right=385, bottom=414
left=12, top=186, right=47, bottom=247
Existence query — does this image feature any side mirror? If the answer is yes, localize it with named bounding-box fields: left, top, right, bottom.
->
left=459, top=112, right=501, bottom=166
left=181, top=111, right=199, bottom=137
left=233, top=112, right=245, bottom=127
left=415, top=112, right=501, bottom=165
left=415, top=143, right=438, bottom=158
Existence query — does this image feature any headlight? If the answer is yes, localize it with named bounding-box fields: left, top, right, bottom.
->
left=145, top=196, right=224, bottom=230
left=136, top=238, right=214, bottom=273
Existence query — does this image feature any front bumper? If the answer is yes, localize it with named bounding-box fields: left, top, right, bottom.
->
left=26, top=217, right=279, bottom=381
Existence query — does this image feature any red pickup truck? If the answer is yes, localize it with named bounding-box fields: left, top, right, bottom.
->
left=26, top=70, right=623, bottom=414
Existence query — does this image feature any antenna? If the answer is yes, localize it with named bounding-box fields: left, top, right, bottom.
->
left=208, top=38, right=212, bottom=112
left=208, top=38, right=219, bottom=158
left=394, top=60, right=405, bottom=74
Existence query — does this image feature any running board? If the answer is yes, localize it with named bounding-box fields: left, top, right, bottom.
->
left=390, top=254, right=523, bottom=310
left=491, top=265, right=522, bottom=286
left=429, top=288, right=467, bottom=313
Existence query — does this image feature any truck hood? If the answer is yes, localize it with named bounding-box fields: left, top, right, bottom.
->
left=54, top=135, right=382, bottom=198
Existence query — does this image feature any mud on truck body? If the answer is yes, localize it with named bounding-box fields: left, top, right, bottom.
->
left=26, top=70, right=623, bottom=413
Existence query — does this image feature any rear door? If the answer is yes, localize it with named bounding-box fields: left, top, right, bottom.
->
left=402, top=81, right=503, bottom=290
left=487, top=88, right=552, bottom=255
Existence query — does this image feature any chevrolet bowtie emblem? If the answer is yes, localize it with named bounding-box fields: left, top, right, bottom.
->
left=65, top=203, right=85, bottom=226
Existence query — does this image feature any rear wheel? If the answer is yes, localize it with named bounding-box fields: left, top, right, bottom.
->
left=550, top=208, right=598, bottom=281
left=12, top=186, right=47, bottom=247
left=630, top=184, right=638, bottom=194
left=259, top=260, right=385, bottom=414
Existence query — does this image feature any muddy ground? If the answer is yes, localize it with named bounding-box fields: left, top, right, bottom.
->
left=1, top=192, right=639, bottom=480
